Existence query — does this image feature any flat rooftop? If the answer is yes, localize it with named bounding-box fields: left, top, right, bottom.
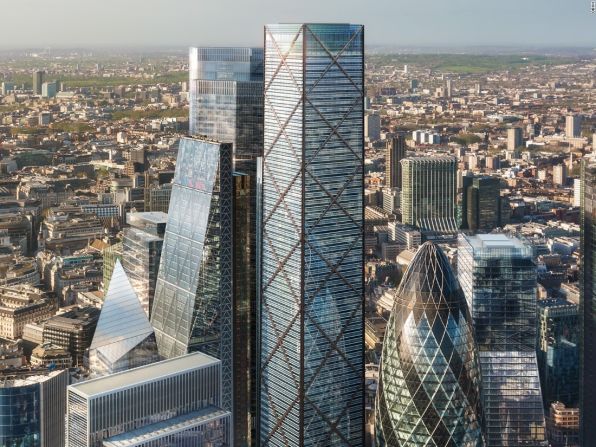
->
left=69, top=352, right=219, bottom=399
left=465, top=233, right=527, bottom=251
left=127, top=211, right=168, bottom=225
left=102, top=406, right=230, bottom=446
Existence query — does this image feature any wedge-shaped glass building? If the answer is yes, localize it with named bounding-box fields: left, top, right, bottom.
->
left=458, top=234, right=547, bottom=446
left=260, top=23, right=365, bottom=446
left=375, top=242, right=483, bottom=446
left=150, top=136, right=233, bottom=410
left=88, top=260, right=159, bottom=377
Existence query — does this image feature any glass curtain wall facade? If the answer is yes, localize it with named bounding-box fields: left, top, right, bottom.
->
left=458, top=234, right=547, bottom=446
left=150, top=136, right=234, bottom=411
left=375, top=242, right=483, bottom=446
left=0, top=369, right=68, bottom=447
left=122, top=212, right=166, bottom=317
left=66, top=353, right=228, bottom=447
left=537, top=299, right=579, bottom=408
left=189, top=47, right=264, bottom=447
left=463, top=176, right=502, bottom=232
left=89, top=260, right=159, bottom=377
left=579, top=160, right=596, bottom=444
left=260, top=23, right=365, bottom=446
left=189, top=47, right=263, bottom=161
left=400, top=157, right=457, bottom=236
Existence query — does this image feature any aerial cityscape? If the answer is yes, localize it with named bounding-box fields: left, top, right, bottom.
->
left=0, top=1, right=594, bottom=446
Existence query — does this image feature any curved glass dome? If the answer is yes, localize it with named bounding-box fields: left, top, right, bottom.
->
left=375, top=242, right=483, bottom=446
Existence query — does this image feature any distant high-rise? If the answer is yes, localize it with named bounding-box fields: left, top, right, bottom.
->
left=400, top=156, right=458, bottom=236
left=458, top=234, right=547, bottom=446
left=365, top=113, right=381, bottom=141
left=33, top=70, right=44, bottom=95
left=121, top=211, right=166, bottom=317
left=385, top=134, right=406, bottom=189
left=507, top=127, right=523, bottom=151
left=461, top=176, right=505, bottom=231
left=566, top=114, right=582, bottom=138
left=446, top=78, right=453, bottom=97
left=189, top=47, right=263, bottom=161
left=537, top=299, right=579, bottom=409
left=579, top=160, right=596, bottom=444
left=151, top=136, right=233, bottom=412
left=260, top=23, right=364, bottom=446
left=553, top=164, right=568, bottom=186
left=375, top=242, right=483, bottom=446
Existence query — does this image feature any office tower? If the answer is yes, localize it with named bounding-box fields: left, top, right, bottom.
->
left=67, top=353, right=230, bottom=447
left=88, top=260, right=159, bottom=377
left=43, top=306, right=100, bottom=366
left=41, top=81, right=57, bottom=98
left=151, top=136, right=233, bottom=410
left=446, top=78, right=452, bottom=97
left=400, top=156, right=458, bottom=236
left=1, top=81, right=14, bottom=95
left=33, top=70, right=44, bottom=95
left=574, top=178, right=581, bottom=207
left=579, top=160, right=596, bottom=444
left=260, top=23, right=364, bottom=446
left=507, top=127, right=523, bottom=151
left=189, top=47, right=263, bottom=161
left=537, top=299, right=579, bottom=408
left=458, top=234, right=547, bottom=446
left=375, top=242, right=483, bottom=446
left=122, top=212, right=166, bottom=316
left=553, top=164, right=567, bottom=186
left=566, top=114, right=582, bottom=138
left=365, top=113, right=381, bottom=141
left=189, top=48, right=264, bottom=446
left=385, top=134, right=406, bottom=189
left=382, top=188, right=399, bottom=215
left=461, top=176, right=503, bottom=231
left=0, top=369, right=68, bottom=447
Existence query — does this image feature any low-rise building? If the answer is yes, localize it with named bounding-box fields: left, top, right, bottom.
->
left=0, top=285, right=55, bottom=339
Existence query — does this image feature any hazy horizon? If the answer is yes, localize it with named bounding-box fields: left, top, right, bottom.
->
left=1, top=0, right=594, bottom=49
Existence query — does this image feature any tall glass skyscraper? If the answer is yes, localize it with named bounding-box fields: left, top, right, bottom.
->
left=260, top=23, right=365, bottom=446
left=579, top=160, right=596, bottom=444
left=189, top=47, right=264, bottom=446
left=150, top=136, right=233, bottom=411
left=458, top=234, right=547, bottom=446
left=189, top=47, right=263, bottom=161
left=400, top=156, right=458, bottom=236
left=375, top=242, right=483, bottom=447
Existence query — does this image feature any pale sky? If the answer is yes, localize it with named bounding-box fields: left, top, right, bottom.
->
left=1, top=0, right=594, bottom=49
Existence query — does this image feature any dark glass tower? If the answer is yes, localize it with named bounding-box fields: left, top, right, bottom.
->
left=580, top=160, right=596, bottom=444
left=375, top=242, right=483, bottom=446
left=461, top=176, right=503, bottom=232
left=260, top=23, right=365, bottom=446
left=151, top=136, right=233, bottom=411
left=385, top=134, right=406, bottom=189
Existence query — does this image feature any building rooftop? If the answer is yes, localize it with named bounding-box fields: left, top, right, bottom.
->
left=69, top=352, right=219, bottom=398
left=468, top=233, right=526, bottom=249
left=102, top=406, right=230, bottom=446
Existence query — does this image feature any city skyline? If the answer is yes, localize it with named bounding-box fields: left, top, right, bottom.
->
left=0, top=0, right=594, bottom=49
